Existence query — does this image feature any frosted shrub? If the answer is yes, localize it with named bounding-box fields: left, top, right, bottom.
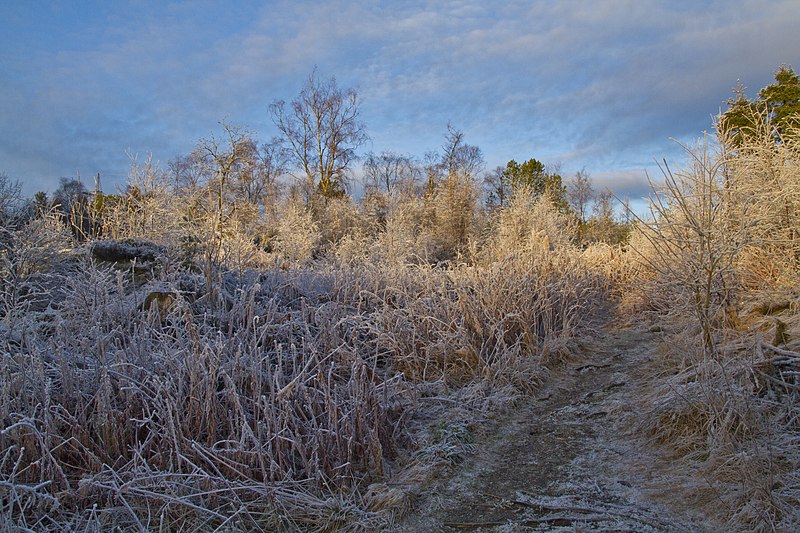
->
left=313, top=196, right=369, bottom=251
left=370, top=198, right=427, bottom=265
left=722, top=119, right=800, bottom=289
left=580, top=242, right=631, bottom=290
left=273, top=202, right=320, bottom=265
left=429, top=174, right=479, bottom=261
left=216, top=203, right=271, bottom=271
left=2, top=211, right=72, bottom=278
left=488, top=189, right=575, bottom=262
left=626, top=115, right=800, bottom=530
left=0, top=211, right=73, bottom=323
left=334, top=231, right=370, bottom=266
left=221, top=232, right=268, bottom=271
left=102, top=156, right=184, bottom=244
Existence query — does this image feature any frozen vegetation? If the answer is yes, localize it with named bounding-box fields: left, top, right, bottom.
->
left=1, top=67, right=799, bottom=531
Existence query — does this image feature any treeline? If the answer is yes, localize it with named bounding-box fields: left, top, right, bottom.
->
left=2, top=71, right=630, bottom=272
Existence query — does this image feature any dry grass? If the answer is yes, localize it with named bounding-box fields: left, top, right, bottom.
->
left=331, top=256, right=592, bottom=389
left=1, top=264, right=400, bottom=530
left=0, top=198, right=603, bottom=530
left=640, top=325, right=800, bottom=531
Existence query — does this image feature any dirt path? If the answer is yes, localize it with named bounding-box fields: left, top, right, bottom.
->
left=393, top=327, right=716, bottom=532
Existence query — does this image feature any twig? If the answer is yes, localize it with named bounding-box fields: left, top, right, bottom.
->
left=0, top=480, right=58, bottom=505
left=762, top=341, right=800, bottom=359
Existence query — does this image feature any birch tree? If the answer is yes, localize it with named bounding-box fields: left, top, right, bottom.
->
left=270, top=70, right=368, bottom=202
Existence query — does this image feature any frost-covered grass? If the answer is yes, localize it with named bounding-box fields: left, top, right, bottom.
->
left=0, top=218, right=603, bottom=530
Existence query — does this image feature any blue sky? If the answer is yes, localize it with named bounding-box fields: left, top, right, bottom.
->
left=2, top=0, right=798, bottom=205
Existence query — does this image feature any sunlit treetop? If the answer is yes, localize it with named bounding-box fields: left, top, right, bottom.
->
left=759, top=65, right=800, bottom=132
left=719, top=65, right=800, bottom=146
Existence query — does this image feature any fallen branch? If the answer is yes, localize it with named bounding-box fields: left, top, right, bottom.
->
left=521, top=515, right=609, bottom=526
left=761, top=341, right=800, bottom=359
left=513, top=493, right=668, bottom=530
left=575, top=363, right=611, bottom=372
left=757, top=369, right=800, bottom=391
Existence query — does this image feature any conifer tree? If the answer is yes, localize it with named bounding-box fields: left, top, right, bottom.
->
left=719, top=65, right=800, bottom=144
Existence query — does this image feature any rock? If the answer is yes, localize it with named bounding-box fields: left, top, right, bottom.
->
left=90, top=239, right=165, bottom=264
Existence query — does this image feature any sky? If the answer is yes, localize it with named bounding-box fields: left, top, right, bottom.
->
left=1, top=0, right=799, bottom=208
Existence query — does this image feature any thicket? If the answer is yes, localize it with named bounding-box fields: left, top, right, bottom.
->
left=624, top=66, right=800, bottom=531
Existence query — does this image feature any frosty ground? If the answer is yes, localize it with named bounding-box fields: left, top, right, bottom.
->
left=393, top=325, right=722, bottom=532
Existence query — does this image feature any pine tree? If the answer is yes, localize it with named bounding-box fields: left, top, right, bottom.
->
left=496, top=158, right=569, bottom=212
left=719, top=65, right=800, bottom=145
left=759, top=65, right=800, bottom=133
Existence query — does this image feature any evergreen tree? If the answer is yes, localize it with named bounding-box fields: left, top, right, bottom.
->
left=717, top=80, right=762, bottom=148
left=759, top=65, right=800, bottom=133
left=495, top=158, right=569, bottom=212
left=719, top=65, right=800, bottom=145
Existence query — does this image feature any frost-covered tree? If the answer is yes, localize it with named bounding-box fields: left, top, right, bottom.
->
left=0, top=173, right=22, bottom=228
left=433, top=124, right=484, bottom=259
left=567, top=169, right=594, bottom=225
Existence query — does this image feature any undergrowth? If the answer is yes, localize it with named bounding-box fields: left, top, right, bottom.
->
left=625, top=109, right=800, bottom=531
left=0, top=198, right=607, bottom=530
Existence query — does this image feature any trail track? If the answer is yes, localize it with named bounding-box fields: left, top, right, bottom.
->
left=394, top=327, right=719, bottom=532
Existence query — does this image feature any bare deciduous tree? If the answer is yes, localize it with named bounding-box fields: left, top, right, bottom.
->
left=568, top=169, right=594, bottom=243
left=422, top=150, right=443, bottom=195
left=193, top=122, right=254, bottom=237
left=168, top=152, right=206, bottom=196
left=270, top=70, right=368, bottom=202
left=190, top=123, right=258, bottom=309
left=363, top=151, right=419, bottom=199
left=254, top=139, right=290, bottom=223
left=589, top=188, right=617, bottom=243
left=52, top=177, right=87, bottom=215
left=483, top=166, right=509, bottom=209
left=442, top=123, right=484, bottom=179
left=0, top=173, right=22, bottom=228
left=567, top=169, right=594, bottom=225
